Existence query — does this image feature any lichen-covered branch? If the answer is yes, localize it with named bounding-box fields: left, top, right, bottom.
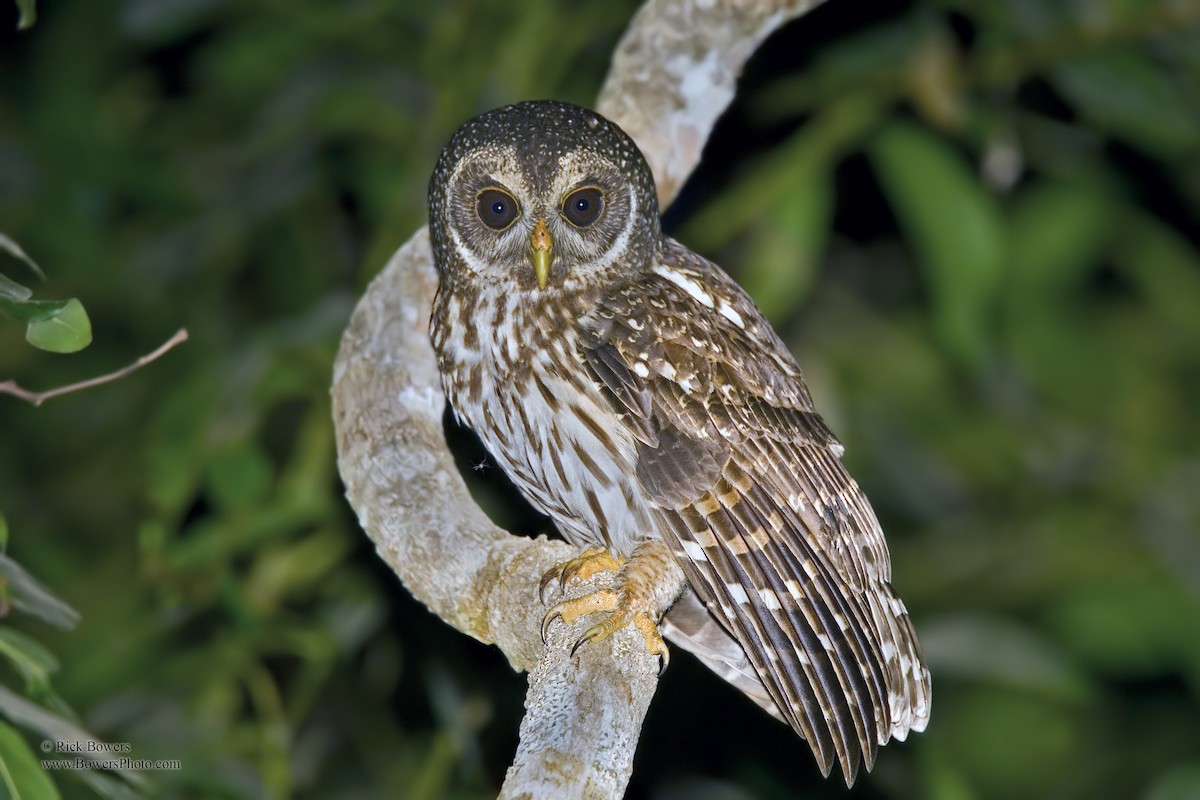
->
left=330, top=2, right=824, bottom=798
left=597, top=0, right=827, bottom=207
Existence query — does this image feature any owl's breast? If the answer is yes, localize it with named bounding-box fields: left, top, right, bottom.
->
left=431, top=288, right=654, bottom=556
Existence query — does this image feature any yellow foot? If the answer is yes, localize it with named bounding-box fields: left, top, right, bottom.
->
left=539, top=545, right=672, bottom=675
left=538, top=547, right=624, bottom=603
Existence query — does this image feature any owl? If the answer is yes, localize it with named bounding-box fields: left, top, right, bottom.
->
left=428, top=100, right=930, bottom=784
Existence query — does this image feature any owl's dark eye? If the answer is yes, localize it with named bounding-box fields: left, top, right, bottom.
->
left=562, top=187, right=605, bottom=227
left=476, top=188, right=520, bottom=230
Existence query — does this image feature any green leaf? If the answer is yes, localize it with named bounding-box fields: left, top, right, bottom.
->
left=1052, top=50, right=1200, bottom=156
left=0, top=686, right=145, bottom=792
left=0, top=512, right=7, bottom=554
left=0, top=629, right=60, bottom=694
left=0, top=274, right=34, bottom=303
left=678, top=96, right=880, bottom=253
left=739, top=174, right=832, bottom=322
left=1006, top=179, right=1110, bottom=296
left=751, top=14, right=926, bottom=119
left=0, top=556, right=80, bottom=631
left=0, top=234, right=44, bottom=280
left=0, top=719, right=59, bottom=800
left=69, top=769, right=145, bottom=800
left=13, top=0, right=37, bottom=31
left=0, top=233, right=90, bottom=353
left=0, top=297, right=71, bottom=325
left=870, top=121, right=1003, bottom=366
left=24, top=299, right=92, bottom=354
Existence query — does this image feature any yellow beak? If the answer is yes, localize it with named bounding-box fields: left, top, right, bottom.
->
left=530, top=218, right=554, bottom=289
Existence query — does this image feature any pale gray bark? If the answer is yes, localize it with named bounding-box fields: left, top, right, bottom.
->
left=330, top=2, right=825, bottom=797
left=597, top=0, right=827, bottom=208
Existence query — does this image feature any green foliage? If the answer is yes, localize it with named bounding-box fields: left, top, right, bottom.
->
left=870, top=120, right=1003, bottom=366
left=20, top=299, right=91, bottom=354
left=11, top=0, right=32, bottom=31
left=0, top=523, right=142, bottom=798
left=0, top=556, right=79, bottom=632
left=0, top=236, right=92, bottom=354
left=0, top=719, right=61, bottom=800
left=1, top=0, right=1199, bottom=798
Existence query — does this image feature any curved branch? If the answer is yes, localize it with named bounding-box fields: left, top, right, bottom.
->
left=598, top=0, right=827, bottom=207
left=331, top=2, right=824, bottom=797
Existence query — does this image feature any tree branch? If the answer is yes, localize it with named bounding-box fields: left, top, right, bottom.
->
left=331, top=2, right=824, bottom=797
left=597, top=0, right=827, bottom=208
left=0, top=328, right=189, bottom=407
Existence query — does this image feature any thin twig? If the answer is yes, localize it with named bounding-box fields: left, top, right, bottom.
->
left=0, top=328, right=189, bottom=407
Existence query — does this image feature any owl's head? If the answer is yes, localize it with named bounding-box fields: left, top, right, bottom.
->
left=429, top=100, right=661, bottom=294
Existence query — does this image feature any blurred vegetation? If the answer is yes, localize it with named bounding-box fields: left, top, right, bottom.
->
left=1, top=0, right=1199, bottom=798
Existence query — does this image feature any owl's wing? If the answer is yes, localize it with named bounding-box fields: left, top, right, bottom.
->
left=578, top=242, right=930, bottom=784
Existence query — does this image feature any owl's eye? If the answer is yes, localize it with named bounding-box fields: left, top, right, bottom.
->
left=476, top=188, right=520, bottom=231
left=561, top=187, right=605, bottom=227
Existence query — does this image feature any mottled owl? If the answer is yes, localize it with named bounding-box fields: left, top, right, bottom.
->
left=427, top=99, right=930, bottom=784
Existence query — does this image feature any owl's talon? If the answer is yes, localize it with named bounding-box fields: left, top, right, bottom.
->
left=570, top=631, right=596, bottom=659
left=540, top=608, right=563, bottom=644
left=539, top=548, right=625, bottom=604
left=565, top=617, right=667, bottom=675
left=635, top=613, right=670, bottom=675
left=539, top=553, right=672, bottom=673
left=560, top=606, right=670, bottom=673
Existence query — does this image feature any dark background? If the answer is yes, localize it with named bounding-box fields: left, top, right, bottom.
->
left=2, top=1, right=1199, bottom=798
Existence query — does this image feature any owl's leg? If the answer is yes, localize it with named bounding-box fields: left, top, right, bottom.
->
left=540, top=540, right=683, bottom=674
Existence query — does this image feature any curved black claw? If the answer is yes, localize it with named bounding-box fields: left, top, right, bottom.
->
left=536, top=563, right=582, bottom=605
left=569, top=626, right=603, bottom=659
left=538, top=549, right=623, bottom=606
left=567, top=619, right=671, bottom=677
left=569, top=637, right=588, bottom=659
left=540, top=609, right=563, bottom=644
